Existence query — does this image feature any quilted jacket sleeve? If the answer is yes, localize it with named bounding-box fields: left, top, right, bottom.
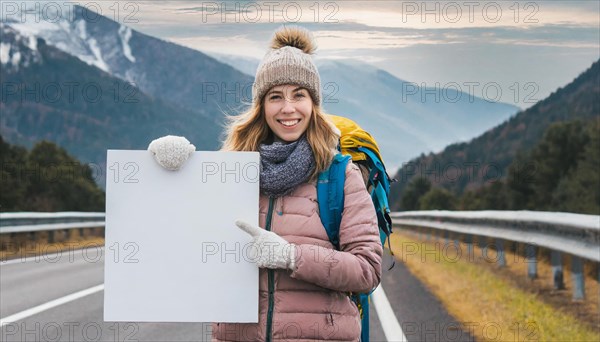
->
left=289, top=161, right=383, bottom=293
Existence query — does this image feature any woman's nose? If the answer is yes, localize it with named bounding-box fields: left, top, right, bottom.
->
left=281, top=97, right=296, bottom=113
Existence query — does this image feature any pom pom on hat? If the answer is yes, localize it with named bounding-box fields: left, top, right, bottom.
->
left=270, top=26, right=317, bottom=54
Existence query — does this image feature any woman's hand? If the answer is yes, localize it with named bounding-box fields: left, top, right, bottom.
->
left=236, top=220, right=296, bottom=271
left=147, top=135, right=195, bottom=171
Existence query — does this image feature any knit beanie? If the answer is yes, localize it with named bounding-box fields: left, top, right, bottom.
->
left=252, top=26, right=321, bottom=106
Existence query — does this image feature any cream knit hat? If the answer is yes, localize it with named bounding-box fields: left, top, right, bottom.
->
left=252, top=26, right=321, bottom=105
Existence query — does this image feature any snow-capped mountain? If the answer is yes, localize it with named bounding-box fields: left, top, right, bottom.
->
left=4, top=5, right=131, bottom=76
left=0, top=23, right=223, bottom=189
left=0, top=23, right=43, bottom=72
left=2, top=4, right=253, bottom=120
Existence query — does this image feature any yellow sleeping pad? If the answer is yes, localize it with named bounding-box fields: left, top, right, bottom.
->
left=326, top=114, right=385, bottom=164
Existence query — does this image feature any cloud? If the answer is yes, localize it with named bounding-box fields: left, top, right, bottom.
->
left=122, top=1, right=598, bottom=29
left=152, top=23, right=598, bottom=59
left=51, top=0, right=598, bottom=109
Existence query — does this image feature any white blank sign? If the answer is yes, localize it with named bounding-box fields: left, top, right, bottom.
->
left=104, top=150, right=260, bottom=322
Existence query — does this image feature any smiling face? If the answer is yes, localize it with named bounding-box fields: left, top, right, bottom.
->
left=263, top=84, right=313, bottom=143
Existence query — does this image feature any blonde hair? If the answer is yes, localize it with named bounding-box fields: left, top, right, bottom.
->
left=221, top=99, right=339, bottom=181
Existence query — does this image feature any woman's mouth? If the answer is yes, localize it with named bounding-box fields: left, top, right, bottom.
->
left=277, top=119, right=301, bottom=128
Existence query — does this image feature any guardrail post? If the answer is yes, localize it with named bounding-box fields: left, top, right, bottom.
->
left=496, top=238, right=506, bottom=267
left=478, top=235, right=486, bottom=250
left=551, top=250, right=565, bottom=290
left=572, top=256, right=585, bottom=300
left=48, top=230, right=55, bottom=244
left=465, top=234, right=474, bottom=262
left=0, top=234, right=11, bottom=251
left=443, top=230, right=449, bottom=248
left=526, top=244, right=537, bottom=279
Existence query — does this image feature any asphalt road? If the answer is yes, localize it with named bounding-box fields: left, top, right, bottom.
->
left=1, top=247, right=474, bottom=341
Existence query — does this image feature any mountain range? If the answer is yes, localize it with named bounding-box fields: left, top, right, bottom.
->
left=389, top=59, right=600, bottom=209
left=1, top=23, right=222, bottom=187
left=213, top=53, right=520, bottom=171
left=2, top=4, right=521, bottom=187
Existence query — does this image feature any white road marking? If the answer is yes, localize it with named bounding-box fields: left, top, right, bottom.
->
left=0, top=277, right=405, bottom=342
left=0, top=284, right=104, bottom=327
left=372, top=285, right=408, bottom=342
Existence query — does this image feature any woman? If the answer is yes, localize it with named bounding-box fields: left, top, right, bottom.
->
left=148, top=26, right=383, bottom=342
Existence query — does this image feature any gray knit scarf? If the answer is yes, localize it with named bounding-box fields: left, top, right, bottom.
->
left=259, top=135, right=315, bottom=197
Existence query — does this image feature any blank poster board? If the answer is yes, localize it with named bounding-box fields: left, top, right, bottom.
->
left=104, top=150, right=260, bottom=322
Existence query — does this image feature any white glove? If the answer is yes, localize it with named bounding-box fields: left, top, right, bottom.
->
left=147, top=135, right=195, bottom=171
left=236, top=219, right=296, bottom=270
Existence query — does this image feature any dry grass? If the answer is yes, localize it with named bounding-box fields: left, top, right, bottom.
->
left=0, top=229, right=105, bottom=261
left=389, top=231, right=600, bottom=342
left=495, top=242, right=599, bottom=331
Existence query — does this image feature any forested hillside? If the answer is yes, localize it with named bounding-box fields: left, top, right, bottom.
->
left=0, top=136, right=105, bottom=212
left=391, top=59, right=600, bottom=214
left=400, top=118, right=599, bottom=215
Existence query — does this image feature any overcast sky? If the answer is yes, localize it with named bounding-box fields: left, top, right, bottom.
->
left=48, top=1, right=600, bottom=109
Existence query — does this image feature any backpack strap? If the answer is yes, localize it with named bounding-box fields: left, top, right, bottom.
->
left=356, top=147, right=393, bottom=239
left=357, top=147, right=390, bottom=192
left=356, top=147, right=395, bottom=273
left=353, top=293, right=370, bottom=342
left=317, top=153, right=351, bottom=250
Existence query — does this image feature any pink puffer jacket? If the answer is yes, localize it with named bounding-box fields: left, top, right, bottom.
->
left=212, top=160, right=383, bottom=341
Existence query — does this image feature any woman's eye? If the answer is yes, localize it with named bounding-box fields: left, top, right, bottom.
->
left=270, top=95, right=281, bottom=100
left=295, top=93, right=306, bottom=98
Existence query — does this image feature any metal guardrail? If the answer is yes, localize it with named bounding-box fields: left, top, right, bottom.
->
left=0, top=212, right=105, bottom=233
left=391, top=210, right=600, bottom=300
left=2, top=211, right=599, bottom=299
left=391, top=210, right=600, bottom=262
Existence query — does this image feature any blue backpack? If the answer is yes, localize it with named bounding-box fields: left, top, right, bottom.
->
left=317, top=137, right=395, bottom=342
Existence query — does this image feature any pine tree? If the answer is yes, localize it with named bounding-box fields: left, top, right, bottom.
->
left=400, top=177, right=431, bottom=210
left=419, top=187, right=456, bottom=210
left=552, top=119, right=600, bottom=214
left=527, top=121, right=589, bottom=210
